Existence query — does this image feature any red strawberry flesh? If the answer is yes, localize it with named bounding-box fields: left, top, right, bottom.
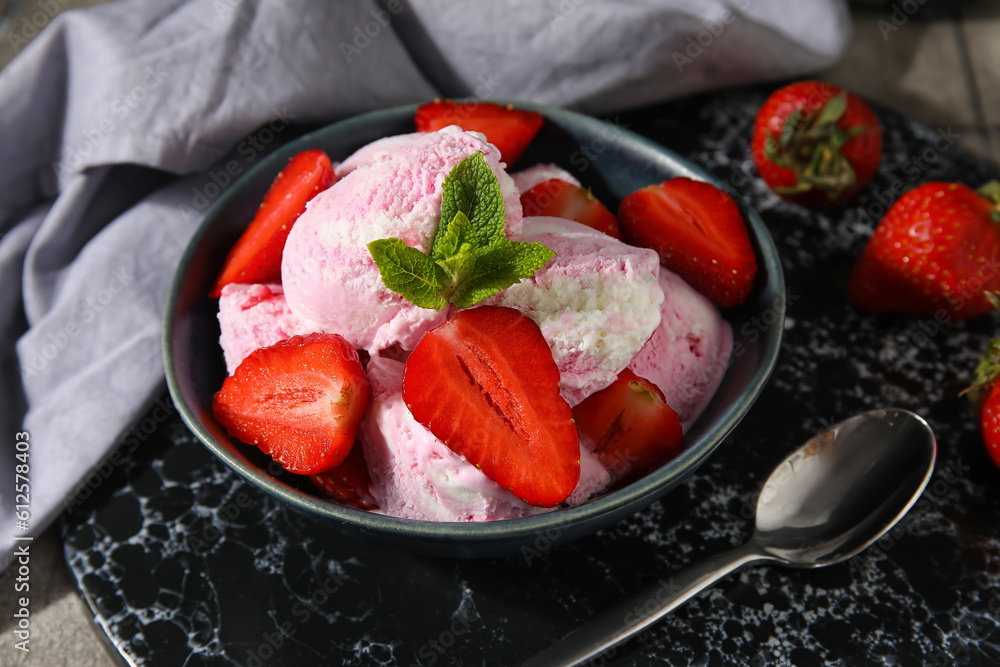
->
left=573, top=369, right=684, bottom=483
left=213, top=333, right=370, bottom=475
left=618, top=177, right=757, bottom=308
left=415, top=100, right=544, bottom=166
left=520, top=178, right=621, bottom=238
left=211, top=149, right=336, bottom=297
left=311, top=443, right=379, bottom=510
left=402, top=306, right=580, bottom=507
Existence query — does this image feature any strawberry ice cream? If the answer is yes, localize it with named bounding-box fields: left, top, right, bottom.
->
left=217, top=283, right=312, bottom=374
left=486, top=216, right=664, bottom=406
left=629, top=269, right=733, bottom=430
left=281, top=127, right=523, bottom=354
left=362, top=355, right=610, bottom=521
left=333, top=132, right=426, bottom=178
left=217, top=125, right=740, bottom=523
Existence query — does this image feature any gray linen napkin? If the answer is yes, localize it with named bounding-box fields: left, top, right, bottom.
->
left=0, top=0, right=850, bottom=568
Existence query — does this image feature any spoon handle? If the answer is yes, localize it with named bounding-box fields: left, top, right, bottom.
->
left=521, top=543, right=765, bottom=667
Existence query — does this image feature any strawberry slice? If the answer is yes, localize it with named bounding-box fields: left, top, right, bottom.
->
left=573, top=369, right=683, bottom=483
left=414, top=100, right=544, bottom=165
left=210, top=149, right=336, bottom=298
left=402, top=306, right=580, bottom=507
left=618, top=177, right=757, bottom=308
left=212, top=333, right=370, bottom=475
left=520, top=179, right=622, bottom=239
left=310, top=443, right=379, bottom=510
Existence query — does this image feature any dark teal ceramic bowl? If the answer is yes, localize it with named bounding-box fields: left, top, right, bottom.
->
left=163, top=102, right=784, bottom=558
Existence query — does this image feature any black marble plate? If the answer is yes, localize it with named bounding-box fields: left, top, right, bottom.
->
left=65, top=86, right=1000, bottom=666
left=162, top=102, right=784, bottom=558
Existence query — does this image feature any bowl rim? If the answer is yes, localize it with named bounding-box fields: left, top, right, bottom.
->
left=163, top=100, right=785, bottom=549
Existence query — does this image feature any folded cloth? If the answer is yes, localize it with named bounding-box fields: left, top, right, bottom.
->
left=0, top=0, right=850, bottom=568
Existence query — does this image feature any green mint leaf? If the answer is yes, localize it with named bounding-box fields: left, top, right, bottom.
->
left=451, top=239, right=555, bottom=309
left=437, top=152, right=506, bottom=248
left=370, top=151, right=555, bottom=311
left=367, top=239, right=448, bottom=310
left=436, top=212, right=478, bottom=290
left=431, top=209, right=476, bottom=262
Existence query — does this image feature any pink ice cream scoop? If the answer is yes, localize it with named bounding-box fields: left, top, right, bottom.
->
left=217, top=283, right=314, bottom=374
left=629, top=269, right=734, bottom=431
left=362, top=355, right=610, bottom=521
left=486, top=216, right=664, bottom=406
left=281, top=127, right=523, bottom=354
left=333, top=132, right=426, bottom=178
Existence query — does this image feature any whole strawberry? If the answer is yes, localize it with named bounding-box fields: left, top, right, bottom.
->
left=965, top=337, right=1000, bottom=469
left=752, top=81, right=882, bottom=208
left=849, top=182, right=1000, bottom=320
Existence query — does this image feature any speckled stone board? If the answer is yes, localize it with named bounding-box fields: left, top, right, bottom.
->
left=63, top=87, right=1000, bottom=667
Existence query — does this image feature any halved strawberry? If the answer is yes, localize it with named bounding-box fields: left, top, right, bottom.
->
left=402, top=306, right=580, bottom=507
left=210, top=149, right=336, bottom=297
left=212, top=333, right=370, bottom=475
left=618, top=177, right=757, bottom=308
left=414, top=100, right=544, bottom=165
left=311, top=443, right=379, bottom=510
left=520, top=179, right=621, bottom=238
left=573, top=369, right=683, bottom=483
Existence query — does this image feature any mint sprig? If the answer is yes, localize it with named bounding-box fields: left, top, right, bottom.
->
left=368, top=152, right=554, bottom=310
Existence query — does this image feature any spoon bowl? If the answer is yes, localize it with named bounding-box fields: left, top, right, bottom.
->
left=755, top=408, right=937, bottom=566
left=523, top=407, right=937, bottom=667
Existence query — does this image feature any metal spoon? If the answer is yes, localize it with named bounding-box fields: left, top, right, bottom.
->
left=523, top=407, right=937, bottom=667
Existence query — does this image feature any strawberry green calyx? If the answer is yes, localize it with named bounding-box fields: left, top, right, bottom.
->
left=964, top=331, right=1000, bottom=409
left=764, top=92, right=868, bottom=200
left=976, top=180, right=1000, bottom=222
left=368, top=152, right=555, bottom=310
